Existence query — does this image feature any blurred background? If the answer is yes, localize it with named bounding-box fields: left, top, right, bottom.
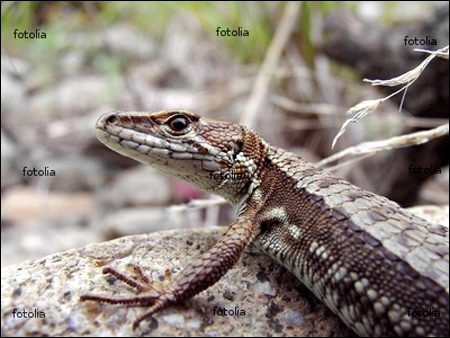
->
left=1, top=1, right=448, bottom=267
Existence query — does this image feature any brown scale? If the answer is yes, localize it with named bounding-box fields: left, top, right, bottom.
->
left=84, top=110, right=449, bottom=336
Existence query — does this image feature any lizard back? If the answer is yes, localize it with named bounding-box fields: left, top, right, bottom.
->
left=252, top=145, right=449, bottom=336
left=89, top=110, right=449, bottom=336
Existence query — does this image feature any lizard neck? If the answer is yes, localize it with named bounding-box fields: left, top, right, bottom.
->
left=222, top=127, right=268, bottom=213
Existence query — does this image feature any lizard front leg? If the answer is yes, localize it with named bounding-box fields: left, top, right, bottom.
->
left=81, top=215, right=259, bottom=330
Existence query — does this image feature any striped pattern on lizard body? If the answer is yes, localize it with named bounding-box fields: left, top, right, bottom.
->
left=81, top=110, right=449, bottom=336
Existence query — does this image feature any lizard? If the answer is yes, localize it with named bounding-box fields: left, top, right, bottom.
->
left=81, top=110, right=449, bottom=336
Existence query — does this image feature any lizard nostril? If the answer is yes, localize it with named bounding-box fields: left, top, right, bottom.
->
left=106, top=113, right=118, bottom=124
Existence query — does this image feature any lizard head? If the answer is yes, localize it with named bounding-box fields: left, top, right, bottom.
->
left=96, top=110, right=266, bottom=208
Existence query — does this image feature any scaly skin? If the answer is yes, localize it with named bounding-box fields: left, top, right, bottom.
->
left=81, top=110, right=449, bottom=336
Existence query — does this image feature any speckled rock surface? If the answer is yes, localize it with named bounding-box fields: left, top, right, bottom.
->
left=1, top=206, right=447, bottom=337
left=2, top=227, right=352, bottom=337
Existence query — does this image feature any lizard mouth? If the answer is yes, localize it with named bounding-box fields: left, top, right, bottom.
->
left=96, top=112, right=173, bottom=160
left=95, top=111, right=225, bottom=171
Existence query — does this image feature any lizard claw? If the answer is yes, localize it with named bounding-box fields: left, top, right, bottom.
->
left=81, top=265, right=178, bottom=330
left=81, top=217, right=257, bottom=329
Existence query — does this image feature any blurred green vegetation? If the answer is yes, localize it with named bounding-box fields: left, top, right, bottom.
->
left=1, top=1, right=355, bottom=63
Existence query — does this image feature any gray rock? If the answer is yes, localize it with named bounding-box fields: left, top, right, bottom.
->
left=1, top=221, right=102, bottom=268
left=27, top=75, right=122, bottom=118
left=1, top=186, right=95, bottom=224
left=1, top=131, right=21, bottom=189
left=407, top=205, right=449, bottom=227
left=1, top=56, right=30, bottom=77
left=55, top=24, right=155, bottom=62
left=101, top=24, right=155, bottom=60
left=39, top=156, right=104, bottom=192
left=1, top=73, right=26, bottom=116
left=1, top=186, right=100, bottom=267
left=1, top=206, right=445, bottom=336
left=0, top=130, right=17, bottom=163
left=419, top=167, right=449, bottom=205
left=1, top=228, right=352, bottom=336
left=99, top=207, right=199, bottom=238
left=103, top=166, right=172, bottom=207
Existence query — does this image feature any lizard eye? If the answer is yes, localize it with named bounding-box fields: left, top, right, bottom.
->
left=168, top=115, right=190, bottom=133
left=106, top=114, right=118, bottom=124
